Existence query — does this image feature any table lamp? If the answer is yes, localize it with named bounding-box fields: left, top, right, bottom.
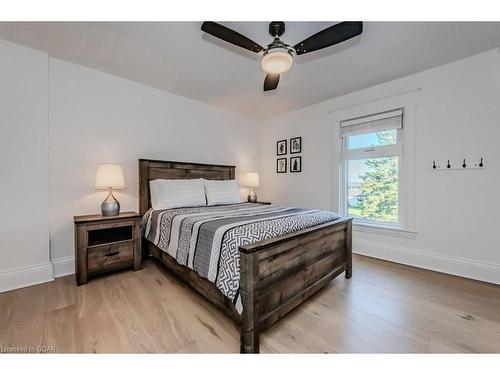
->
left=95, top=164, right=125, bottom=216
left=246, top=172, right=259, bottom=203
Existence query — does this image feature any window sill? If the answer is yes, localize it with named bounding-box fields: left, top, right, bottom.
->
left=353, top=221, right=417, bottom=239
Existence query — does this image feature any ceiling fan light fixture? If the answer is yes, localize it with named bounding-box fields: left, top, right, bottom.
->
left=261, top=49, right=293, bottom=75
left=201, top=21, right=363, bottom=92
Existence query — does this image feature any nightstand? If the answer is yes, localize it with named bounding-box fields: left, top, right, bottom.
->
left=74, top=211, right=142, bottom=285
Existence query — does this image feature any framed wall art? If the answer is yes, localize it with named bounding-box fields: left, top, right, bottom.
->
left=290, top=156, right=302, bottom=172
left=277, top=158, right=287, bottom=173
left=290, top=137, right=302, bottom=154
left=277, top=139, right=287, bottom=156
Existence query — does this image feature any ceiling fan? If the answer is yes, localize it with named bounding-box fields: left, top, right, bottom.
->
left=201, top=21, right=363, bottom=92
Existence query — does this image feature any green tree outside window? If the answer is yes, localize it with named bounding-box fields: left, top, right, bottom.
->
left=358, top=131, right=399, bottom=222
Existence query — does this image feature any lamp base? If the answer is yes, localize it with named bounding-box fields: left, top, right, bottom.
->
left=101, top=188, right=120, bottom=216
left=247, top=189, right=257, bottom=203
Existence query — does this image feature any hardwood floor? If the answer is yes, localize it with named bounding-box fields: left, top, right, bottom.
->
left=1, top=254, right=499, bottom=353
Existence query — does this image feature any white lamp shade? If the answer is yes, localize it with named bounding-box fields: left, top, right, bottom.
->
left=245, top=172, right=260, bottom=188
left=95, top=164, right=125, bottom=189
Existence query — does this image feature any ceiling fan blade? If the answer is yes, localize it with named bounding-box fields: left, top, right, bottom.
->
left=294, top=21, right=363, bottom=55
left=263, top=74, right=280, bottom=91
left=201, top=22, right=264, bottom=53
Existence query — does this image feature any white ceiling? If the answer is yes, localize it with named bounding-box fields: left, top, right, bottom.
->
left=1, top=22, right=500, bottom=117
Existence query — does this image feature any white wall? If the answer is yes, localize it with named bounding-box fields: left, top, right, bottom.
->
left=0, top=40, right=52, bottom=292
left=258, top=48, right=500, bottom=285
left=0, top=39, right=259, bottom=288
left=49, top=58, right=258, bottom=276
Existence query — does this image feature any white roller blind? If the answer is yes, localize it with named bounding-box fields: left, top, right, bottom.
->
left=340, top=109, right=403, bottom=137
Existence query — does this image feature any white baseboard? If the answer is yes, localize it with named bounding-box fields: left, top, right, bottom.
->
left=2, top=242, right=498, bottom=294
left=0, top=262, right=54, bottom=293
left=52, top=256, right=75, bottom=278
left=354, top=238, right=500, bottom=285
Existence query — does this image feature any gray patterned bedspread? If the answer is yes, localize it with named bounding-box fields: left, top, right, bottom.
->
left=142, top=203, right=340, bottom=312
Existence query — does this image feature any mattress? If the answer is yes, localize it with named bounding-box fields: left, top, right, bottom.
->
left=142, top=203, right=340, bottom=312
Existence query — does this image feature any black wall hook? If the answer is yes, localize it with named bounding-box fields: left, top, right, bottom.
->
left=462, top=159, right=467, bottom=168
left=479, top=157, right=484, bottom=168
left=447, top=160, right=451, bottom=169
left=432, top=161, right=437, bottom=169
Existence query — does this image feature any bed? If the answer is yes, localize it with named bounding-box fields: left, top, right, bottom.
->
left=139, top=159, right=353, bottom=353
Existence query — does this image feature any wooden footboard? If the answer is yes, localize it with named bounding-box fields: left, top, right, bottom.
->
left=239, top=217, right=352, bottom=353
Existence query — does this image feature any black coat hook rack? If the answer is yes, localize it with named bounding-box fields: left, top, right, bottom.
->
left=431, top=157, right=485, bottom=171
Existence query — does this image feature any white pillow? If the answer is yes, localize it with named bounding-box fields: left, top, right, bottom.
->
left=150, top=178, right=206, bottom=210
left=204, top=179, right=241, bottom=206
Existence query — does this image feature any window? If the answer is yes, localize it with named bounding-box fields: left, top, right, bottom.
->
left=340, top=109, right=403, bottom=227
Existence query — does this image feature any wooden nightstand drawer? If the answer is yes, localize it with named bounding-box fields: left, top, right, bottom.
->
left=88, top=241, right=134, bottom=275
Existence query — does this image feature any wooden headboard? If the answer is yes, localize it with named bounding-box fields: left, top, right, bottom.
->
left=138, top=159, right=236, bottom=215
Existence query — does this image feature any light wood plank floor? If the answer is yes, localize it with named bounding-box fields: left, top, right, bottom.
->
left=1, top=254, right=499, bottom=353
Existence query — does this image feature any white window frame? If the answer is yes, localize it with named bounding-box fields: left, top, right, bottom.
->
left=340, top=109, right=403, bottom=228
left=330, top=89, right=419, bottom=236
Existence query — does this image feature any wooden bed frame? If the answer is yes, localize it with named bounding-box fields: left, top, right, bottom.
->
left=139, top=158, right=352, bottom=353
